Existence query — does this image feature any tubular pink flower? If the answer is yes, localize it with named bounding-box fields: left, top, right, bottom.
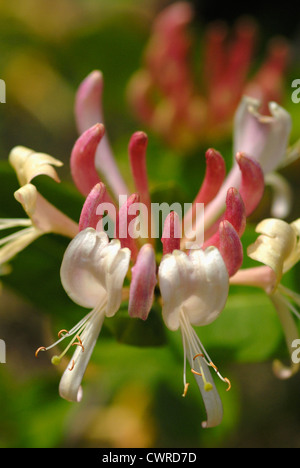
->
left=74, top=70, right=130, bottom=199
left=204, top=186, right=246, bottom=243
left=217, top=220, right=244, bottom=277
left=128, top=131, right=151, bottom=209
left=70, top=123, right=105, bottom=197
left=184, top=148, right=226, bottom=233
left=128, top=131, right=153, bottom=243
left=127, top=3, right=290, bottom=151
left=202, top=189, right=245, bottom=276
left=236, top=151, right=265, bottom=216
left=146, top=1, right=193, bottom=101
left=196, top=148, right=227, bottom=205
left=115, top=193, right=140, bottom=261
left=161, top=211, right=181, bottom=255
left=79, top=182, right=115, bottom=232
left=245, top=38, right=290, bottom=113
left=206, top=18, right=257, bottom=123
left=203, top=21, right=228, bottom=92
left=74, top=70, right=104, bottom=133
left=203, top=149, right=266, bottom=232
left=222, top=187, right=246, bottom=237
left=128, top=243, right=157, bottom=321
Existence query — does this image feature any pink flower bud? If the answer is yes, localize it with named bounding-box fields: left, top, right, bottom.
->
left=79, top=182, right=115, bottom=232
left=74, top=70, right=104, bottom=134
left=70, top=123, right=105, bottom=196
left=115, top=193, right=140, bottom=260
left=236, top=152, right=264, bottom=216
left=204, top=187, right=246, bottom=245
left=218, top=220, right=243, bottom=277
left=161, top=211, right=181, bottom=255
left=129, top=243, right=157, bottom=321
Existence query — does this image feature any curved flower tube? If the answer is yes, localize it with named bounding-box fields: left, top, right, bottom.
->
left=74, top=70, right=130, bottom=199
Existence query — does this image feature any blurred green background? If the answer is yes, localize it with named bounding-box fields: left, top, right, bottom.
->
left=0, top=0, right=300, bottom=448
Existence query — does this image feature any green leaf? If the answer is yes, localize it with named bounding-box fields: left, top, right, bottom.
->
left=200, top=291, right=283, bottom=363
left=106, top=302, right=167, bottom=347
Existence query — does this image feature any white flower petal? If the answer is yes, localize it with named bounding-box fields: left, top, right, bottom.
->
left=158, top=247, right=229, bottom=330
left=234, top=96, right=292, bottom=174
left=188, top=247, right=229, bottom=326
left=9, top=145, right=63, bottom=186
left=247, top=218, right=297, bottom=282
left=60, top=228, right=109, bottom=308
left=60, top=228, right=130, bottom=314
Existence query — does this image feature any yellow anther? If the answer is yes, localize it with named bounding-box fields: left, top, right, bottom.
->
left=204, top=382, right=213, bottom=392
left=51, top=356, right=61, bottom=365
left=58, top=329, right=69, bottom=338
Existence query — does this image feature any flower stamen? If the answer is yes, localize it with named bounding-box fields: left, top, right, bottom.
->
left=224, top=377, right=232, bottom=392
left=72, top=335, right=85, bottom=352
left=35, top=346, right=46, bottom=357
left=192, top=337, right=231, bottom=391
left=192, top=354, right=213, bottom=392
left=68, top=360, right=75, bottom=371
left=182, top=382, right=189, bottom=397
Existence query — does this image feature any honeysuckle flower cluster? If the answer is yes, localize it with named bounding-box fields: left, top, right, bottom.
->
left=1, top=62, right=298, bottom=428
left=127, top=1, right=290, bottom=151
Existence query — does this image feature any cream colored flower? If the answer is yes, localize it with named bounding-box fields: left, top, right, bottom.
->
left=9, top=145, right=63, bottom=186
left=0, top=147, right=78, bottom=266
left=0, top=183, right=78, bottom=265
